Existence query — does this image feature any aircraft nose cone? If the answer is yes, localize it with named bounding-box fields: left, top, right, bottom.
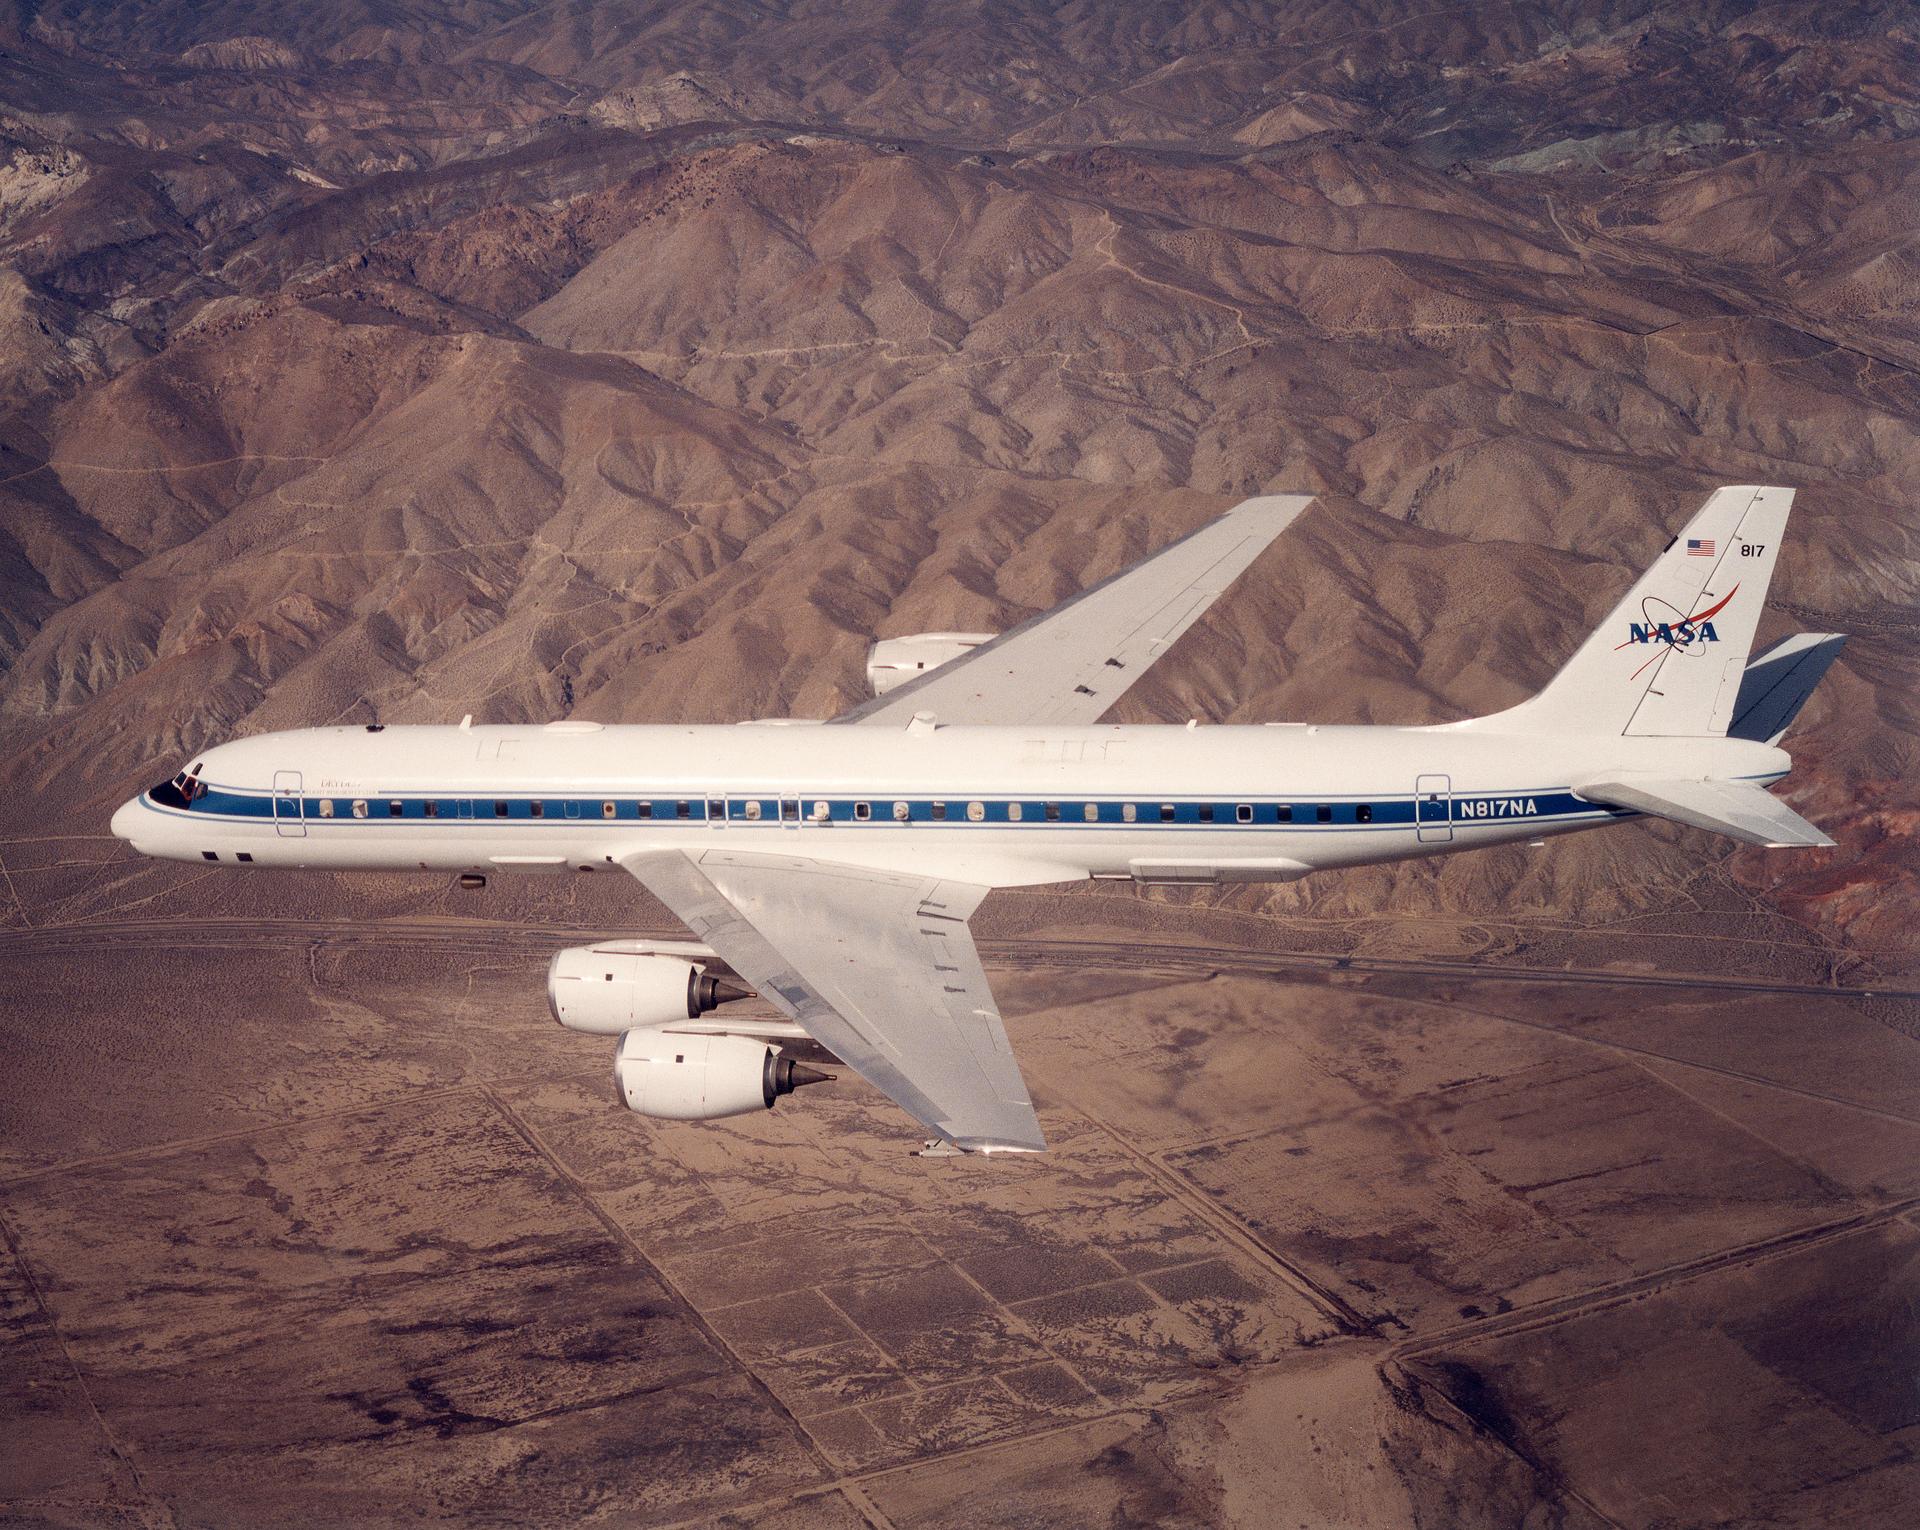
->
left=110, top=795, right=143, bottom=843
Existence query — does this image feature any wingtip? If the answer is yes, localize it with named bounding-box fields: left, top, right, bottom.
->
left=957, top=1137, right=1048, bottom=1156
left=921, top=1133, right=1048, bottom=1156
left=1231, top=490, right=1317, bottom=517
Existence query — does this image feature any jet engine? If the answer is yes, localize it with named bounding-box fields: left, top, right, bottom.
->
left=547, top=941, right=751, bottom=1035
left=866, top=632, right=994, bottom=696
left=614, top=1032, right=831, bottom=1120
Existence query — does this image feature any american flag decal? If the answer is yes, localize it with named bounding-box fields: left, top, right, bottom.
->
left=1687, top=538, right=1714, bottom=556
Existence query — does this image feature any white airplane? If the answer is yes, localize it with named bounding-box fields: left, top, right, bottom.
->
left=113, top=486, right=1845, bottom=1154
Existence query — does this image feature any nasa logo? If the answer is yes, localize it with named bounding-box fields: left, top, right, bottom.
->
left=1627, top=619, right=1720, bottom=645
left=1616, top=585, right=1738, bottom=654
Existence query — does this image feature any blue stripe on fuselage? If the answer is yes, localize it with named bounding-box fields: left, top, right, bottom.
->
left=146, top=784, right=1627, bottom=830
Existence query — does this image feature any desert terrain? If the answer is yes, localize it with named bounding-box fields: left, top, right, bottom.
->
left=1, top=2, right=1917, bottom=1526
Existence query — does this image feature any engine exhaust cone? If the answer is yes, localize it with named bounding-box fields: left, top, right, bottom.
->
left=763, top=1053, right=835, bottom=1105
left=689, top=970, right=754, bottom=1016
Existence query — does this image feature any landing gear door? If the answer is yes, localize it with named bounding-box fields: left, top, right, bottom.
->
left=272, top=770, right=306, bottom=838
left=1415, top=773, right=1452, bottom=843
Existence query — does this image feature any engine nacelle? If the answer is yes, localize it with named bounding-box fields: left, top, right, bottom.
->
left=547, top=943, right=748, bottom=1035
left=866, top=632, right=995, bottom=697
left=613, top=1032, right=830, bottom=1120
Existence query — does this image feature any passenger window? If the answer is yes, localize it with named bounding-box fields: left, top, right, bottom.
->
left=531, top=801, right=546, bottom=819
left=388, top=799, right=404, bottom=817
left=1236, top=803, right=1252, bottom=824
left=602, top=801, right=616, bottom=819
left=812, top=801, right=830, bottom=822
left=1316, top=804, right=1332, bottom=823
left=638, top=802, right=653, bottom=819
left=676, top=801, right=690, bottom=819
left=967, top=801, right=984, bottom=821
left=744, top=800, right=762, bottom=820
left=1122, top=803, right=1136, bottom=823
left=893, top=801, right=909, bottom=821
left=1198, top=803, right=1214, bottom=823
left=1083, top=803, right=1098, bottom=822
left=707, top=800, right=724, bottom=819
left=1044, top=802, right=1060, bottom=821
left=425, top=801, right=439, bottom=819
left=1277, top=804, right=1293, bottom=823
left=1356, top=804, right=1373, bottom=823
left=319, top=799, right=335, bottom=818
left=931, top=802, right=947, bottom=821
left=494, top=800, right=509, bottom=817
left=1007, top=802, right=1023, bottom=821
left=855, top=801, right=871, bottom=821
left=352, top=799, right=369, bottom=818
left=1160, top=804, right=1176, bottom=822
left=780, top=799, right=798, bottom=821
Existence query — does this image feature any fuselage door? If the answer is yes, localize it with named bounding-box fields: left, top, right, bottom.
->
left=1415, top=773, right=1452, bottom=843
left=272, top=769, right=307, bottom=838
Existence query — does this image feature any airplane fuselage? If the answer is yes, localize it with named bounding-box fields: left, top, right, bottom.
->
left=100, top=483, right=1833, bottom=1154
left=113, top=720, right=1791, bottom=888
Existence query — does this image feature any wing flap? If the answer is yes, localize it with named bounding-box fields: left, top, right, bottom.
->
left=621, top=849, right=1044, bottom=1152
left=1575, top=774, right=1834, bottom=849
left=837, top=493, right=1313, bottom=727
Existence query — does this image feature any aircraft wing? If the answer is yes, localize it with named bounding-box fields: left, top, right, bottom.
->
left=620, top=848, right=1044, bottom=1153
left=836, top=493, right=1314, bottom=727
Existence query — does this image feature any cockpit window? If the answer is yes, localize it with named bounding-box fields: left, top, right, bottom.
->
left=149, top=767, right=203, bottom=810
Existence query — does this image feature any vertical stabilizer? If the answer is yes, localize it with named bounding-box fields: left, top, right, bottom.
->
left=1474, top=486, right=1795, bottom=737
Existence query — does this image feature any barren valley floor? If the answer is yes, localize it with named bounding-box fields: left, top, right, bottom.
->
left=2, top=848, right=1916, bottom=1527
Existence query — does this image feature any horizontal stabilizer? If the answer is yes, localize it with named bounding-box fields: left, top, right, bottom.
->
left=1574, top=774, right=1833, bottom=849
left=1729, top=633, right=1847, bottom=744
